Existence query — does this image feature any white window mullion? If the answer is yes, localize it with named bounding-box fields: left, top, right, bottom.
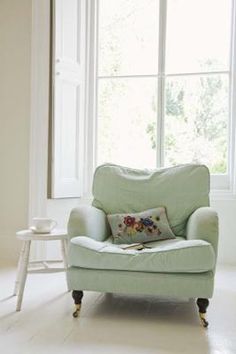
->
left=157, top=0, right=167, bottom=167
left=94, top=0, right=100, bottom=171
left=83, top=0, right=99, bottom=196
left=98, top=71, right=229, bottom=80
left=229, top=0, right=236, bottom=192
left=165, top=70, right=229, bottom=78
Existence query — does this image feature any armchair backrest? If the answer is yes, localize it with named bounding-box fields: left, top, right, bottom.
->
left=92, top=164, right=210, bottom=237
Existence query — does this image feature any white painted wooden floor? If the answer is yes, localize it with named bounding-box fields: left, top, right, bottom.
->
left=0, top=265, right=235, bottom=354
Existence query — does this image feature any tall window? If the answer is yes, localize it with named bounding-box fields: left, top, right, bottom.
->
left=97, top=0, right=231, bottom=174
left=52, top=0, right=235, bottom=197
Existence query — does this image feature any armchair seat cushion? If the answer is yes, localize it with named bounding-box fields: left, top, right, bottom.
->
left=69, top=236, right=215, bottom=273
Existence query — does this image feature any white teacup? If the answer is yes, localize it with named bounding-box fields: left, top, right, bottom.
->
left=31, top=218, right=57, bottom=233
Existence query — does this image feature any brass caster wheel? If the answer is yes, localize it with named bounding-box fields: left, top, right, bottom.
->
left=72, top=290, right=83, bottom=318
left=72, top=310, right=78, bottom=318
left=72, top=304, right=81, bottom=318
left=199, top=312, right=209, bottom=328
left=196, top=298, right=209, bottom=328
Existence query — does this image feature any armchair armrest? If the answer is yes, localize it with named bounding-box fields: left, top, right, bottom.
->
left=68, top=206, right=110, bottom=242
left=186, top=207, right=219, bottom=257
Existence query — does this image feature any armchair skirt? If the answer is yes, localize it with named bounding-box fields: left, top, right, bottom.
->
left=67, top=267, right=214, bottom=299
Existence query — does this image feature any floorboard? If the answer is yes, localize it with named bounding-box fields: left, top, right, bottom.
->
left=0, top=265, right=235, bottom=354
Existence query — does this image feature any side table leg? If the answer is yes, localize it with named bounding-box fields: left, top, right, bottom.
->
left=13, top=242, right=26, bottom=296
left=61, top=239, right=69, bottom=291
left=16, top=240, right=31, bottom=311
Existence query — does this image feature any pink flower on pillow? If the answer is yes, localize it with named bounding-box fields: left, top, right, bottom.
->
left=124, top=216, right=135, bottom=226
left=134, top=221, right=143, bottom=232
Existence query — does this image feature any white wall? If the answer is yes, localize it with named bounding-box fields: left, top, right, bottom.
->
left=0, top=0, right=32, bottom=265
left=211, top=199, right=236, bottom=265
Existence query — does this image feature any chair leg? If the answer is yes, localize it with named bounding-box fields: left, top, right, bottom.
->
left=16, top=241, right=31, bottom=311
left=72, top=290, right=84, bottom=318
left=60, top=239, right=69, bottom=291
left=14, top=241, right=27, bottom=296
left=196, top=298, right=209, bottom=328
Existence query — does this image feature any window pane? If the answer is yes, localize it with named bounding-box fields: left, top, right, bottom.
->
left=166, top=0, right=232, bottom=73
left=98, top=0, right=159, bottom=76
left=164, top=74, right=229, bottom=173
left=97, top=78, right=157, bottom=168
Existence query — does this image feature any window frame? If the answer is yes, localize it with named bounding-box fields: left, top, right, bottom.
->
left=85, top=0, right=236, bottom=193
left=50, top=0, right=236, bottom=198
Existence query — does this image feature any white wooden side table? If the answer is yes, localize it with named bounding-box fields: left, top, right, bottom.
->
left=14, top=229, right=68, bottom=311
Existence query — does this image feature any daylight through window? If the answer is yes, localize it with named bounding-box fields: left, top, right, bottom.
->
left=96, top=0, right=232, bottom=174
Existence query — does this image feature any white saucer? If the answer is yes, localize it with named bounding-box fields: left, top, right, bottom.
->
left=30, top=226, right=51, bottom=234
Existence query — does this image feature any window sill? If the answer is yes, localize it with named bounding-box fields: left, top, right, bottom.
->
left=210, top=189, right=236, bottom=201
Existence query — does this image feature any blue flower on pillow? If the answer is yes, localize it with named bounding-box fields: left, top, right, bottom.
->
left=141, top=218, right=154, bottom=227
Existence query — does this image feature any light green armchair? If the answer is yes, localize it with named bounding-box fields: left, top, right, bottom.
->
left=67, top=164, right=218, bottom=327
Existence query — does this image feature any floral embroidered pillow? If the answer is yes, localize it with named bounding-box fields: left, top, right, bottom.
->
left=107, top=207, right=175, bottom=244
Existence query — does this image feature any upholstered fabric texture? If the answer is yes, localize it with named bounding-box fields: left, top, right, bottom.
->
left=67, top=267, right=215, bottom=298
left=107, top=207, right=175, bottom=244
left=68, top=236, right=215, bottom=273
left=92, top=164, right=210, bottom=236
left=67, top=205, right=110, bottom=241
left=186, top=206, right=219, bottom=257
